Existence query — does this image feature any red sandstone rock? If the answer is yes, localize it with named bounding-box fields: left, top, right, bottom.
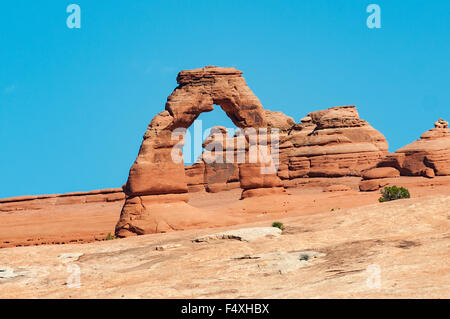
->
left=184, top=162, right=206, bottom=187
left=395, top=119, right=450, bottom=176
left=359, top=179, right=389, bottom=192
left=423, top=167, right=435, bottom=179
left=240, top=187, right=288, bottom=199
left=323, top=184, right=352, bottom=192
left=116, top=67, right=283, bottom=237
left=308, top=105, right=367, bottom=129
left=168, top=66, right=267, bottom=129
left=281, top=106, right=388, bottom=179
left=0, top=189, right=125, bottom=212
left=239, top=163, right=283, bottom=190
left=264, top=109, right=295, bottom=133
left=362, top=167, right=400, bottom=180
left=377, top=153, right=406, bottom=171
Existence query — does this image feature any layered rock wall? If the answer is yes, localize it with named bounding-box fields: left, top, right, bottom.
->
left=391, top=118, right=450, bottom=176
left=277, top=105, right=389, bottom=180
left=0, top=189, right=124, bottom=212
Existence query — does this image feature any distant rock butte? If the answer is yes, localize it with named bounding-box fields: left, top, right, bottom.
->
left=0, top=189, right=124, bottom=212
left=277, top=105, right=389, bottom=180
left=392, top=118, right=450, bottom=177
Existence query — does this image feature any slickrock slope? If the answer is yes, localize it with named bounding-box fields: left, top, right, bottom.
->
left=1, top=193, right=449, bottom=298
left=393, top=119, right=450, bottom=177
left=0, top=189, right=125, bottom=248
left=2, top=176, right=450, bottom=249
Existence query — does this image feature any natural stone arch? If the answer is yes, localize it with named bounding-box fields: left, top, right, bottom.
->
left=115, top=66, right=284, bottom=237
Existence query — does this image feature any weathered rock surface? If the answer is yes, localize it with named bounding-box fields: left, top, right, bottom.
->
left=194, top=227, right=282, bottom=242
left=359, top=179, right=389, bottom=192
left=233, top=251, right=325, bottom=275
left=2, top=176, right=450, bottom=249
left=240, top=186, right=288, bottom=199
left=264, top=109, right=295, bottom=133
left=358, top=167, right=400, bottom=191
left=323, top=184, right=352, bottom=192
left=362, top=167, right=400, bottom=180
left=395, top=119, right=450, bottom=176
left=185, top=162, right=206, bottom=192
left=279, top=105, right=388, bottom=179
left=183, top=105, right=395, bottom=196
left=0, top=189, right=124, bottom=212
left=2, top=194, right=449, bottom=298
left=202, top=127, right=240, bottom=193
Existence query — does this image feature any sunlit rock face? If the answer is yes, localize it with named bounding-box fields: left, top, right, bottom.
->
left=116, top=66, right=282, bottom=237
left=394, top=118, right=450, bottom=176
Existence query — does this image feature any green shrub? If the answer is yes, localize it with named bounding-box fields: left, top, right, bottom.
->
left=379, top=186, right=410, bottom=202
left=272, top=222, right=285, bottom=231
left=106, top=233, right=116, bottom=240
left=299, top=253, right=310, bottom=261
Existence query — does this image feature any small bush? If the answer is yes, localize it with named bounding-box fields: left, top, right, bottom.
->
left=106, top=233, right=116, bottom=240
left=272, top=222, right=285, bottom=231
left=379, top=186, right=410, bottom=202
left=299, top=253, right=310, bottom=261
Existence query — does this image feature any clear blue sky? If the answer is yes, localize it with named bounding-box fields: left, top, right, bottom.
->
left=0, top=1, right=449, bottom=198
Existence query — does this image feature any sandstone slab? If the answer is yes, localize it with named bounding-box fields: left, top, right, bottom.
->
left=323, top=184, right=352, bottom=192
left=362, top=167, right=400, bottom=180
left=359, top=179, right=389, bottom=192
left=194, top=227, right=282, bottom=243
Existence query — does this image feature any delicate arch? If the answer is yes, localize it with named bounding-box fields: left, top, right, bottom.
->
left=116, top=66, right=283, bottom=237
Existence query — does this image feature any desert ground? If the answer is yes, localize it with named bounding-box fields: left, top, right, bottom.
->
left=1, top=176, right=449, bottom=298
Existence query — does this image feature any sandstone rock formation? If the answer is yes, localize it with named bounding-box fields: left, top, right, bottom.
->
left=183, top=104, right=390, bottom=194
left=358, top=167, right=400, bottom=191
left=0, top=189, right=124, bottom=212
left=183, top=126, right=243, bottom=194
left=193, top=227, right=282, bottom=242
left=392, top=118, right=450, bottom=176
left=359, top=179, right=389, bottom=192
left=115, top=66, right=284, bottom=237
left=4, top=193, right=450, bottom=298
left=202, top=127, right=240, bottom=193
left=362, top=167, right=400, bottom=180
left=278, top=105, right=389, bottom=180
left=264, top=109, right=295, bottom=134
left=323, top=184, right=352, bottom=192
left=114, top=66, right=447, bottom=237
